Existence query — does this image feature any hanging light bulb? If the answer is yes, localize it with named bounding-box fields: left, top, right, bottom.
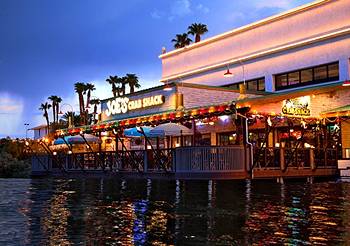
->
left=267, top=116, right=272, bottom=127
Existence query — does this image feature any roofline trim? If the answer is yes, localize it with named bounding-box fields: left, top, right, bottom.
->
left=159, top=0, right=332, bottom=59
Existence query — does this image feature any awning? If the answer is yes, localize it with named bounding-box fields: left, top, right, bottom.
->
left=124, top=126, right=163, bottom=138
left=321, top=105, right=350, bottom=117
left=54, top=134, right=101, bottom=145
left=150, top=123, right=192, bottom=137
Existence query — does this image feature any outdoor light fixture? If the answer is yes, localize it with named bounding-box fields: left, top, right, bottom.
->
left=53, top=152, right=57, bottom=156
left=342, top=80, right=350, bottom=86
left=223, top=66, right=233, bottom=77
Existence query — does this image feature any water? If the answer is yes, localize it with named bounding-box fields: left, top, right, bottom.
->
left=1, top=178, right=350, bottom=245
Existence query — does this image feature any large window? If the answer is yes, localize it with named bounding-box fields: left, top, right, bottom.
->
left=275, top=62, right=339, bottom=90
left=224, top=77, right=265, bottom=92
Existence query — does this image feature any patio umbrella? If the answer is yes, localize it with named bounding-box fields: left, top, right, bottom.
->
left=54, top=134, right=101, bottom=145
left=124, top=126, right=163, bottom=138
left=150, top=123, right=192, bottom=137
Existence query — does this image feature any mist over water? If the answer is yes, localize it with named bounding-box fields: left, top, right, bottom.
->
left=1, top=178, right=349, bottom=245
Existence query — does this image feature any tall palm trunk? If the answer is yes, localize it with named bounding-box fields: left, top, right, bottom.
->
left=52, top=102, right=56, bottom=123
left=86, top=89, right=91, bottom=108
left=56, top=103, right=60, bottom=123
left=121, top=83, right=126, bottom=95
left=79, top=93, right=85, bottom=124
left=130, top=84, right=135, bottom=94
left=44, top=110, right=50, bottom=133
left=195, top=34, right=200, bottom=42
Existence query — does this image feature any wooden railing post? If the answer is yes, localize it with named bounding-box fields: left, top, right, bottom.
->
left=310, top=148, right=316, bottom=170
left=280, top=147, right=285, bottom=171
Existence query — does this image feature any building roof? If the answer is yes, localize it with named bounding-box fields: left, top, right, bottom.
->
left=29, top=125, right=48, bottom=130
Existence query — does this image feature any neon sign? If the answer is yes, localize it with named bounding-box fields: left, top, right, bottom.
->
left=282, top=96, right=310, bottom=116
left=105, top=95, right=165, bottom=116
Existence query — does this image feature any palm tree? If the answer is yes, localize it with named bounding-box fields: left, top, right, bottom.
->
left=48, top=96, right=58, bottom=123
left=62, top=112, right=80, bottom=127
left=74, top=82, right=86, bottom=125
left=39, top=102, right=51, bottom=132
left=172, top=33, right=192, bottom=49
left=119, top=76, right=128, bottom=96
left=125, top=74, right=141, bottom=94
left=85, top=83, right=95, bottom=108
left=89, top=98, right=100, bottom=124
left=56, top=96, right=62, bottom=123
left=106, top=76, right=121, bottom=97
left=48, top=95, right=62, bottom=123
left=188, top=23, right=208, bottom=43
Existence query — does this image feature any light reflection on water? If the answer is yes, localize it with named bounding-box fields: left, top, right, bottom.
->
left=0, top=178, right=350, bottom=245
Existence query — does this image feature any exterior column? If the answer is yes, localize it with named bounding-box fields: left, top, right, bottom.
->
left=210, top=132, right=216, bottom=146
left=339, top=58, right=350, bottom=81
left=265, top=74, right=275, bottom=92
left=341, top=120, right=350, bottom=158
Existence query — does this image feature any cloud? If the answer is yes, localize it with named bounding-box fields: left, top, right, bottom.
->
left=254, top=0, right=294, bottom=10
left=0, top=92, right=24, bottom=137
left=150, top=1, right=210, bottom=21
left=170, top=0, right=191, bottom=17
left=196, top=4, right=209, bottom=14
left=150, top=9, right=164, bottom=19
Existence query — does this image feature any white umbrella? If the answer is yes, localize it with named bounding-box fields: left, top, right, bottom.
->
left=150, top=123, right=192, bottom=137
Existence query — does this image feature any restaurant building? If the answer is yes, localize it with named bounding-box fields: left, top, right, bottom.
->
left=32, top=0, right=350, bottom=179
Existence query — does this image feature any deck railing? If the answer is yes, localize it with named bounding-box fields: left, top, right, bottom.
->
left=174, top=146, right=246, bottom=172
left=253, top=147, right=338, bottom=170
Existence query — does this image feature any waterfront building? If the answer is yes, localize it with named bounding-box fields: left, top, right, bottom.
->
left=33, top=0, right=350, bottom=179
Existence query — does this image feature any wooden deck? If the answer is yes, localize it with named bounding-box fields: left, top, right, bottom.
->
left=31, top=146, right=341, bottom=180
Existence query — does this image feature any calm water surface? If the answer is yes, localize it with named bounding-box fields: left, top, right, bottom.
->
left=1, top=178, right=350, bottom=245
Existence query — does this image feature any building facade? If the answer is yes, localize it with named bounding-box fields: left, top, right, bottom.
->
left=159, top=0, right=350, bottom=93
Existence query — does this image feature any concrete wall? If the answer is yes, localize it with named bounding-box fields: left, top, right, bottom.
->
left=33, top=128, right=48, bottom=140
left=160, top=0, right=350, bottom=92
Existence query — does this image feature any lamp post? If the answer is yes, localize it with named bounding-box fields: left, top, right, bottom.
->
left=58, top=103, right=74, bottom=128
left=24, top=123, right=29, bottom=139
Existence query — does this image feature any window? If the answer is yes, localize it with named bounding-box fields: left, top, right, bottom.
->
left=328, top=63, right=339, bottom=79
left=300, top=69, right=312, bottom=83
left=224, top=82, right=242, bottom=90
left=275, top=62, right=339, bottom=90
left=218, top=132, right=237, bottom=146
left=224, top=77, right=265, bottom=92
left=314, top=65, right=327, bottom=81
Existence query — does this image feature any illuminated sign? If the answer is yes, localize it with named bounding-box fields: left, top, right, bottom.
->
left=105, top=95, right=165, bottom=117
left=282, top=96, right=311, bottom=116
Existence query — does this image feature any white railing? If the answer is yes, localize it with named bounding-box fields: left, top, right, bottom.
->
left=174, top=146, right=246, bottom=172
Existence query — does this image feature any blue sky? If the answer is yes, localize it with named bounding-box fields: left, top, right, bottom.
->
left=0, top=0, right=312, bottom=138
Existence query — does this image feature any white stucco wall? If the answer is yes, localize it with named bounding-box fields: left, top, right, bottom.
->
left=160, top=0, right=350, bottom=92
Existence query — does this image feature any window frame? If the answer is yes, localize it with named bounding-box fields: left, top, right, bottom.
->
left=275, top=62, right=339, bottom=91
left=223, top=77, right=265, bottom=92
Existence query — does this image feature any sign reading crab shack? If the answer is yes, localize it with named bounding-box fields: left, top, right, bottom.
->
left=282, top=96, right=311, bottom=116
left=105, top=95, right=165, bottom=117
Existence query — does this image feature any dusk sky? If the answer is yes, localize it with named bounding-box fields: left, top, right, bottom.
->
left=0, top=0, right=312, bottom=138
